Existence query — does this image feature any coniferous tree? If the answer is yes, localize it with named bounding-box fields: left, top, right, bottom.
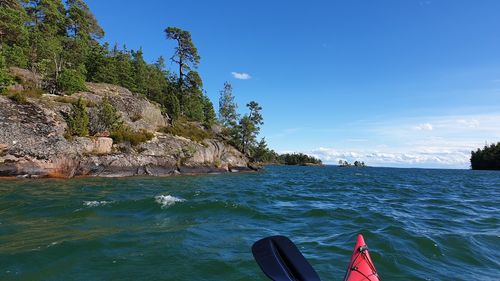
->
left=114, top=46, right=134, bottom=90
left=0, top=0, right=29, bottom=66
left=237, top=115, right=254, bottom=155
left=67, top=97, right=89, bottom=136
left=0, top=50, right=12, bottom=93
left=164, top=92, right=180, bottom=121
left=131, top=49, right=148, bottom=94
left=65, top=0, right=104, bottom=40
left=218, top=82, right=239, bottom=128
left=164, top=26, right=200, bottom=89
left=470, top=142, right=500, bottom=170
left=202, top=94, right=216, bottom=128
left=182, top=70, right=205, bottom=121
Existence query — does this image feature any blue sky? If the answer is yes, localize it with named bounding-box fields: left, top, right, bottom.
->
left=86, top=0, right=500, bottom=168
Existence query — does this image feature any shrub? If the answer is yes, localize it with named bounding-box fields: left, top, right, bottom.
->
left=67, top=97, right=89, bottom=137
left=90, top=95, right=122, bottom=134
left=20, top=88, right=44, bottom=98
left=58, top=67, right=87, bottom=94
left=54, top=96, right=78, bottom=104
left=8, top=92, right=27, bottom=104
left=111, top=125, right=153, bottom=146
left=161, top=118, right=212, bottom=142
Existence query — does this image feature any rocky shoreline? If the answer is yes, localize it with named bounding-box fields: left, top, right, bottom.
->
left=0, top=73, right=254, bottom=179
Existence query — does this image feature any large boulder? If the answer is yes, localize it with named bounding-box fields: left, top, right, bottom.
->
left=80, top=83, right=169, bottom=132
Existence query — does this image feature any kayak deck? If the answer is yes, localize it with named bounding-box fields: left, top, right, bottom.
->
left=343, top=234, right=380, bottom=281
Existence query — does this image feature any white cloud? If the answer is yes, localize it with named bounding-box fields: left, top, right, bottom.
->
left=231, top=72, right=251, bottom=80
left=457, top=119, right=479, bottom=128
left=414, top=123, right=433, bottom=131
left=307, top=147, right=471, bottom=168
left=281, top=113, right=500, bottom=169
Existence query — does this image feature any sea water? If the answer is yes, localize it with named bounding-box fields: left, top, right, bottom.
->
left=0, top=166, right=498, bottom=280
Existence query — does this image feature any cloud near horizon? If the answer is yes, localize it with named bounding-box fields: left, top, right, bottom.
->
left=275, top=113, right=500, bottom=169
left=231, top=72, right=252, bottom=80
left=305, top=147, right=471, bottom=168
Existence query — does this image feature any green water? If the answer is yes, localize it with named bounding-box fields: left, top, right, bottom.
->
left=0, top=166, right=499, bottom=280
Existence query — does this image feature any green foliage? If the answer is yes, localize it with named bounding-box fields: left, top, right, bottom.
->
left=131, top=49, right=148, bottom=94
left=161, top=119, right=212, bottom=143
left=183, top=92, right=205, bottom=122
left=58, top=66, right=87, bottom=94
left=470, top=142, right=500, bottom=170
left=66, top=0, right=104, bottom=39
left=67, top=97, right=89, bottom=136
left=251, top=138, right=279, bottom=163
left=8, top=92, right=27, bottom=104
left=0, top=51, right=12, bottom=93
left=0, top=0, right=29, bottom=45
left=202, top=94, right=216, bottom=128
left=218, top=81, right=239, bottom=128
left=91, top=95, right=122, bottom=134
left=2, top=44, right=28, bottom=67
left=165, top=26, right=200, bottom=83
left=338, top=160, right=366, bottom=167
left=237, top=115, right=255, bottom=155
left=235, top=101, right=263, bottom=156
left=278, top=153, right=322, bottom=166
left=110, top=126, right=153, bottom=146
left=164, top=92, right=181, bottom=121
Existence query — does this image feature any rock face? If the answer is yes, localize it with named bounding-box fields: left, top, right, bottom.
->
left=0, top=80, right=251, bottom=178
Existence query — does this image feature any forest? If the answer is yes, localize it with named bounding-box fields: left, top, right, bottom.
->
left=470, top=142, right=500, bottom=170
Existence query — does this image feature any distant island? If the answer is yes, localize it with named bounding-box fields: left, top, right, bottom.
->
left=338, top=160, right=366, bottom=167
left=470, top=142, right=500, bottom=170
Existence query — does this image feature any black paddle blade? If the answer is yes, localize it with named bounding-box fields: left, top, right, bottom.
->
left=252, top=235, right=321, bottom=281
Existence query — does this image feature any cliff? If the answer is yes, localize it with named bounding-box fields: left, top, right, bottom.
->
left=0, top=70, right=251, bottom=178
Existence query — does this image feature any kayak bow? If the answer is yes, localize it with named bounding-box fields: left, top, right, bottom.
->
left=343, top=234, right=380, bottom=281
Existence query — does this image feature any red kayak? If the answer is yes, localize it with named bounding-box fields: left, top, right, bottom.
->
left=343, top=234, right=381, bottom=281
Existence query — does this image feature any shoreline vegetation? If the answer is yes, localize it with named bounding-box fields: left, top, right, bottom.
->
left=338, top=160, right=367, bottom=168
left=0, top=0, right=324, bottom=178
left=258, top=153, right=323, bottom=166
left=470, top=142, right=500, bottom=170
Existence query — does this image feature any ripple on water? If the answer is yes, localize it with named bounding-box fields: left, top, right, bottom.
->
left=0, top=166, right=498, bottom=280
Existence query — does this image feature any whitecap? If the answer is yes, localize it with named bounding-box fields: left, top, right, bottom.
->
left=83, top=200, right=111, bottom=207
left=155, top=195, right=185, bottom=208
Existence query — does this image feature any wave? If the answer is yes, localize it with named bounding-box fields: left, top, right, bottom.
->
left=83, top=200, right=112, bottom=207
left=155, top=195, right=185, bottom=208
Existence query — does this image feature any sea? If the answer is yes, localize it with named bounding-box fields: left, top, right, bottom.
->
left=0, top=165, right=498, bottom=280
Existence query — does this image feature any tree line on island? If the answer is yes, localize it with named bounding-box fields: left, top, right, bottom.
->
left=0, top=0, right=324, bottom=166
left=470, top=142, right=500, bottom=170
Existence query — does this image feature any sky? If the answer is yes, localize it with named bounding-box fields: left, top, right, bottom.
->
left=85, top=0, right=500, bottom=169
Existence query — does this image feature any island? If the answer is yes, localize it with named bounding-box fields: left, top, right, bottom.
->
left=470, top=143, right=500, bottom=170
left=338, top=160, right=367, bottom=167
left=0, top=0, right=278, bottom=178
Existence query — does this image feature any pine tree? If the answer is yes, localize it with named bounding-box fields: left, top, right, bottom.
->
left=0, top=50, right=12, bottom=93
left=164, top=26, right=200, bottom=89
left=131, top=49, right=148, bottom=94
left=114, top=46, right=134, bottom=90
left=0, top=0, right=29, bottom=66
left=238, top=115, right=256, bottom=155
left=218, top=82, right=239, bottom=128
left=67, top=97, right=89, bottom=136
left=202, top=94, right=216, bottom=128
left=65, top=0, right=104, bottom=40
